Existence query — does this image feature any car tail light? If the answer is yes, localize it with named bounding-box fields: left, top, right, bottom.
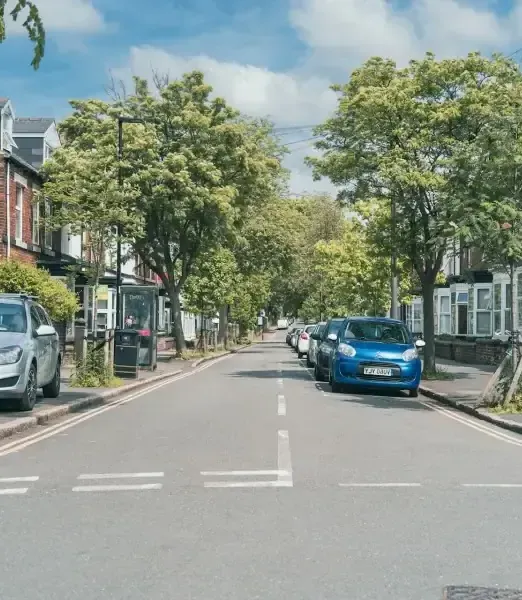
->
left=300, top=332, right=309, bottom=340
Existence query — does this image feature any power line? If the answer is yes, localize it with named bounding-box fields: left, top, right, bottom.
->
left=284, top=135, right=322, bottom=146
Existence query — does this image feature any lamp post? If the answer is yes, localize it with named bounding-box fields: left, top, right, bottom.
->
left=116, top=116, right=144, bottom=331
left=390, top=194, right=399, bottom=319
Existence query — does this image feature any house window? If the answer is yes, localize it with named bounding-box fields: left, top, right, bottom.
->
left=44, top=200, right=52, bottom=248
left=15, top=185, right=23, bottom=241
left=467, top=287, right=474, bottom=334
left=32, top=201, right=40, bottom=245
left=493, top=283, right=502, bottom=334
left=506, top=283, right=512, bottom=333
left=439, top=295, right=451, bottom=334
left=44, top=143, right=52, bottom=161
left=475, top=287, right=492, bottom=336
left=412, top=302, right=422, bottom=334
left=518, top=273, right=522, bottom=331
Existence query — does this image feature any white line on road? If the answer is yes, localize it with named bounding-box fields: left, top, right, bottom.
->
left=417, top=398, right=522, bottom=447
left=77, top=472, right=164, bottom=480
left=72, top=484, right=163, bottom=492
left=277, top=430, right=293, bottom=486
left=278, top=394, right=286, bottom=416
left=0, top=352, right=234, bottom=458
left=461, top=483, right=522, bottom=488
left=201, top=470, right=287, bottom=476
left=339, top=483, right=421, bottom=488
left=277, top=378, right=284, bottom=386
left=0, top=488, right=28, bottom=495
left=204, top=480, right=293, bottom=488
left=0, top=476, right=39, bottom=482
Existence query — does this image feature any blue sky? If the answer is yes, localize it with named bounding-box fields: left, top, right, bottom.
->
left=2, top=0, right=522, bottom=192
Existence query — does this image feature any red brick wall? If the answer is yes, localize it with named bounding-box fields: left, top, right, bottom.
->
left=0, top=157, right=40, bottom=264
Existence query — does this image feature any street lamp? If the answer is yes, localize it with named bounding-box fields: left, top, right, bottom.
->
left=390, top=194, right=399, bottom=319
left=115, top=116, right=144, bottom=331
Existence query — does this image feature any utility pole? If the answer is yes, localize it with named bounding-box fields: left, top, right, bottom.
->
left=390, top=194, right=399, bottom=319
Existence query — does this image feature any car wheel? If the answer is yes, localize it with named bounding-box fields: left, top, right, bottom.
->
left=306, top=356, right=313, bottom=368
left=314, top=364, right=324, bottom=381
left=409, top=388, right=419, bottom=398
left=42, top=358, right=61, bottom=399
left=331, top=380, right=342, bottom=393
left=19, top=363, right=37, bottom=411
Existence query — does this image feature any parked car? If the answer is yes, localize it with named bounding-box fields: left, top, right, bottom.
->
left=0, top=294, right=61, bottom=411
left=277, top=318, right=289, bottom=330
left=297, top=324, right=316, bottom=358
left=307, top=321, right=327, bottom=367
left=290, top=328, right=302, bottom=349
left=314, top=318, right=347, bottom=381
left=329, top=316, right=425, bottom=397
left=286, top=327, right=298, bottom=345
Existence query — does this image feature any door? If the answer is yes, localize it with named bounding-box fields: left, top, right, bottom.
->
left=30, top=306, right=47, bottom=386
left=35, top=305, right=59, bottom=384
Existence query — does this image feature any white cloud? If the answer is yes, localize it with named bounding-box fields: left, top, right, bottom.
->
left=112, top=47, right=337, bottom=127
left=7, top=0, right=105, bottom=33
left=113, top=0, right=522, bottom=193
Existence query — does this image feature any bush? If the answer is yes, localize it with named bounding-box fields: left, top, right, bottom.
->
left=0, top=259, right=78, bottom=321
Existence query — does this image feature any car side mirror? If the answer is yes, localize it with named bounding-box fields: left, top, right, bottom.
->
left=35, top=324, right=56, bottom=337
left=327, top=333, right=338, bottom=342
left=415, top=339, right=426, bottom=348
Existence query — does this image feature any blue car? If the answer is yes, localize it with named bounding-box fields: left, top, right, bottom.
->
left=329, top=317, right=425, bottom=397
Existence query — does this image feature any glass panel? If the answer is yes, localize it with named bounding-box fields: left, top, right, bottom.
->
left=440, top=314, right=451, bottom=334
left=468, top=310, right=474, bottom=335
left=518, top=299, right=522, bottom=329
left=494, top=284, right=502, bottom=310
left=451, top=292, right=456, bottom=305
left=476, top=312, right=491, bottom=335
left=476, top=288, right=491, bottom=310
left=494, top=311, right=502, bottom=334
left=468, top=287, right=474, bottom=310
left=413, top=304, right=422, bottom=319
left=457, top=292, right=468, bottom=303
left=451, top=305, right=456, bottom=333
left=506, top=309, right=512, bottom=332
left=506, top=284, right=512, bottom=309
left=440, top=296, right=450, bottom=313
left=518, top=272, right=522, bottom=295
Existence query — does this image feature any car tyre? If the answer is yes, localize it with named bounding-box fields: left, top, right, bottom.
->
left=409, top=387, right=419, bottom=398
left=19, top=363, right=37, bottom=411
left=314, top=364, right=324, bottom=381
left=42, top=358, right=61, bottom=399
left=306, top=356, right=313, bottom=368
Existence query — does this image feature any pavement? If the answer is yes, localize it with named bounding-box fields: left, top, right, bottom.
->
left=1, top=333, right=522, bottom=599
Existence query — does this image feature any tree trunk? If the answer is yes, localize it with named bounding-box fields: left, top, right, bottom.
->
left=218, top=305, right=228, bottom=349
left=421, top=279, right=436, bottom=373
left=168, top=286, right=186, bottom=355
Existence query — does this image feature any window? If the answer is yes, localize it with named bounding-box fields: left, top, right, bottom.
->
left=518, top=273, right=522, bottom=331
left=468, top=287, right=474, bottom=334
left=35, top=305, right=51, bottom=326
left=493, top=283, right=502, bottom=334
left=15, top=185, right=23, bottom=241
left=506, top=283, right=512, bottom=333
left=30, top=306, right=40, bottom=334
left=32, top=201, right=40, bottom=245
left=0, top=303, right=27, bottom=333
left=439, top=295, right=451, bottom=334
left=475, top=287, right=492, bottom=335
left=44, top=143, right=52, bottom=161
left=412, top=303, right=422, bottom=334
left=344, top=320, right=410, bottom=344
left=44, top=199, right=52, bottom=248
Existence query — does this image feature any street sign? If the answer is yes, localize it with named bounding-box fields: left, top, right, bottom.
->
left=257, top=316, right=263, bottom=326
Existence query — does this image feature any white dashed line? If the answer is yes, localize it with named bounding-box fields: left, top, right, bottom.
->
left=0, top=488, right=28, bottom=495
left=339, top=483, right=421, bottom=488
left=277, top=430, right=293, bottom=487
left=461, top=483, right=522, bottom=488
left=77, top=472, right=164, bottom=480
left=278, top=394, right=286, bottom=416
left=200, top=470, right=286, bottom=476
left=72, top=484, right=162, bottom=492
left=0, top=476, right=39, bottom=482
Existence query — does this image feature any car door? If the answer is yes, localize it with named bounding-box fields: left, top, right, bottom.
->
left=35, top=305, right=58, bottom=384
left=29, top=305, right=47, bottom=387
left=320, top=320, right=342, bottom=373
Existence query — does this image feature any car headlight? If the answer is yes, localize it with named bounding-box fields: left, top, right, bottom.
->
left=402, top=348, right=418, bottom=362
left=337, top=343, right=356, bottom=357
left=0, top=346, right=23, bottom=365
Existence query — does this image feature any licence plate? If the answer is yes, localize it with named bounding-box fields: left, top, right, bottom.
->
left=363, top=367, right=392, bottom=376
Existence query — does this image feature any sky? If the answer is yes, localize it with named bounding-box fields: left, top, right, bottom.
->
left=2, top=0, right=522, bottom=193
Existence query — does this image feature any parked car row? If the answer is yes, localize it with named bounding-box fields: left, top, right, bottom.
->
left=287, top=316, right=425, bottom=397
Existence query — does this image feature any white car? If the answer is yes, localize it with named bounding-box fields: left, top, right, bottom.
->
left=297, top=324, right=316, bottom=358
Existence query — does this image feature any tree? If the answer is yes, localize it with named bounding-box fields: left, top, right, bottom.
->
left=118, top=73, right=284, bottom=353
left=0, top=0, right=45, bottom=68
left=0, top=260, right=77, bottom=321
left=230, top=272, right=271, bottom=338
left=40, top=99, right=154, bottom=333
left=309, top=52, right=522, bottom=372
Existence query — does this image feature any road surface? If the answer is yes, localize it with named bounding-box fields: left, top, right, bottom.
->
left=0, top=332, right=522, bottom=600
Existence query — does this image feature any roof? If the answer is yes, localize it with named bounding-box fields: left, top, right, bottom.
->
left=0, top=98, right=9, bottom=110
left=348, top=316, right=404, bottom=324
left=9, top=152, right=40, bottom=176
left=13, top=117, right=55, bottom=135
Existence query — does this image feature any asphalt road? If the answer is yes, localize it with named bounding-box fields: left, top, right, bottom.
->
left=1, top=332, right=522, bottom=600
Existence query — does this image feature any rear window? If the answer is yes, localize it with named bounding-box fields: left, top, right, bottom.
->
left=344, top=320, right=410, bottom=344
left=305, top=324, right=315, bottom=333
left=316, top=323, right=327, bottom=336
left=327, top=320, right=344, bottom=336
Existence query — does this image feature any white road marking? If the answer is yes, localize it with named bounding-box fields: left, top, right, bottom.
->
left=77, top=472, right=164, bottom=480
left=0, top=476, right=39, bottom=482
left=278, top=394, right=286, bottom=416
left=72, top=483, right=163, bottom=492
left=277, top=378, right=284, bottom=386
left=417, top=398, right=522, bottom=447
left=461, top=483, right=522, bottom=488
left=201, top=470, right=287, bottom=476
left=277, top=430, right=293, bottom=487
left=0, top=487, right=28, bottom=495
left=0, top=352, right=234, bottom=458
left=204, top=480, right=293, bottom=488
left=339, top=482, right=421, bottom=488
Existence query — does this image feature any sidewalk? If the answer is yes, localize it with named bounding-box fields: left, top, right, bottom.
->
left=420, top=357, right=522, bottom=433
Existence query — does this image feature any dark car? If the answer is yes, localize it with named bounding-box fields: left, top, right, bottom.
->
left=314, top=317, right=347, bottom=381
left=286, top=327, right=298, bottom=346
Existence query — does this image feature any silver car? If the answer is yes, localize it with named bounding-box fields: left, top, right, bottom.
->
left=307, top=321, right=327, bottom=367
left=0, top=294, right=61, bottom=411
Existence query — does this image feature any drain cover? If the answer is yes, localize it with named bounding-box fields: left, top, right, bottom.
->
left=444, top=587, right=522, bottom=599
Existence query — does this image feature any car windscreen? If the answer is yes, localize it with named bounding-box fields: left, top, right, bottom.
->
left=327, top=320, right=344, bottom=336
left=344, top=320, right=410, bottom=344
left=305, top=324, right=316, bottom=333
left=0, top=303, right=27, bottom=333
left=316, top=323, right=327, bottom=337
